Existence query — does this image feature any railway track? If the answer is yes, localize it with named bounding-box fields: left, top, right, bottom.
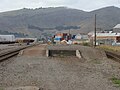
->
left=0, top=44, right=36, bottom=62
left=105, top=50, right=120, bottom=63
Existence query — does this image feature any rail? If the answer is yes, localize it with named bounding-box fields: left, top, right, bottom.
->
left=0, top=44, right=36, bottom=62
left=105, top=50, right=120, bottom=63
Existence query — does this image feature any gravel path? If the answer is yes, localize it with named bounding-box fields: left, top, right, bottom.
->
left=0, top=44, right=120, bottom=90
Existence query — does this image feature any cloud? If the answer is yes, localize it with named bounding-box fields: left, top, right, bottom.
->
left=0, top=0, right=120, bottom=12
left=67, top=0, right=120, bottom=11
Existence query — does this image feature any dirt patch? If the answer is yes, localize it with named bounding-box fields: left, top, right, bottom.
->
left=22, top=44, right=46, bottom=56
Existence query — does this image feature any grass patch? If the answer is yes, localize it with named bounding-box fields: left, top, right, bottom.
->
left=111, top=77, right=120, bottom=87
left=0, top=88, right=4, bottom=90
left=98, top=45, right=120, bottom=52
left=82, top=42, right=90, bottom=46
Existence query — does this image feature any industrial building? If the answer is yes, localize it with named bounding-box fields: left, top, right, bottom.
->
left=88, top=31, right=120, bottom=45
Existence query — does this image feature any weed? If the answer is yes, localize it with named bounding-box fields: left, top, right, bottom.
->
left=0, top=87, right=4, bottom=90
left=111, top=77, right=120, bottom=87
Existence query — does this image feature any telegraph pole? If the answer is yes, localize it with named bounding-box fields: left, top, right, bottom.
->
left=94, top=14, right=97, bottom=47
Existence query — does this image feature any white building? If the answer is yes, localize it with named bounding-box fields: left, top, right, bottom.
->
left=113, top=24, right=120, bottom=33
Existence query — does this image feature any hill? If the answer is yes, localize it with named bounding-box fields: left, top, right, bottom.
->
left=0, top=6, right=120, bottom=38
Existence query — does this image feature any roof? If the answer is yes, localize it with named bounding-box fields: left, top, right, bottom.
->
left=16, top=38, right=37, bottom=40
left=0, top=35, right=14, bottom=36
left=113, top=24, right=120, bottom=29
left=91, top=32, right=120, bottom=37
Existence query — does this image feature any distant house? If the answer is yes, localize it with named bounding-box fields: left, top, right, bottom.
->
left=75, top=34, right=82, bottom=39
left=75, top=33, right=88, bottom=40
left=72, top=33, right=89, bottom=44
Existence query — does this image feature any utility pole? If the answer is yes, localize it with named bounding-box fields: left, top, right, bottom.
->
left=94, top=14, right=97, bottom=47
left=69, top=29, right=70, bottom=35
left=69, top=29, right=71, bottom=40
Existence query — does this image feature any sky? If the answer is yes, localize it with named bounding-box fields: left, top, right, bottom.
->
left=0, top=0, right=120, bottom=12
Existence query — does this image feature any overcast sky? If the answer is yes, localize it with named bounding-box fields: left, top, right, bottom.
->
left=0, top=0, right=120, bottom=12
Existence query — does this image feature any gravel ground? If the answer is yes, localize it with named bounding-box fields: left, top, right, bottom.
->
left=0, top=44, right=120, bottom=90
left=0, top=44, right=25, bottom=52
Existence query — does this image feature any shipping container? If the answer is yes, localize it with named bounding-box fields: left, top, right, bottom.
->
left=56, top=33, right=67, bottom=37
left=55, top=36, right=62, bottom=38
left=54, top=37, right=61, bottom=42
left=0, top=35, right=15, bottom=44
left=56, top=33, right=63, bottom=36
left=54, top=38, right=61, bottom=40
